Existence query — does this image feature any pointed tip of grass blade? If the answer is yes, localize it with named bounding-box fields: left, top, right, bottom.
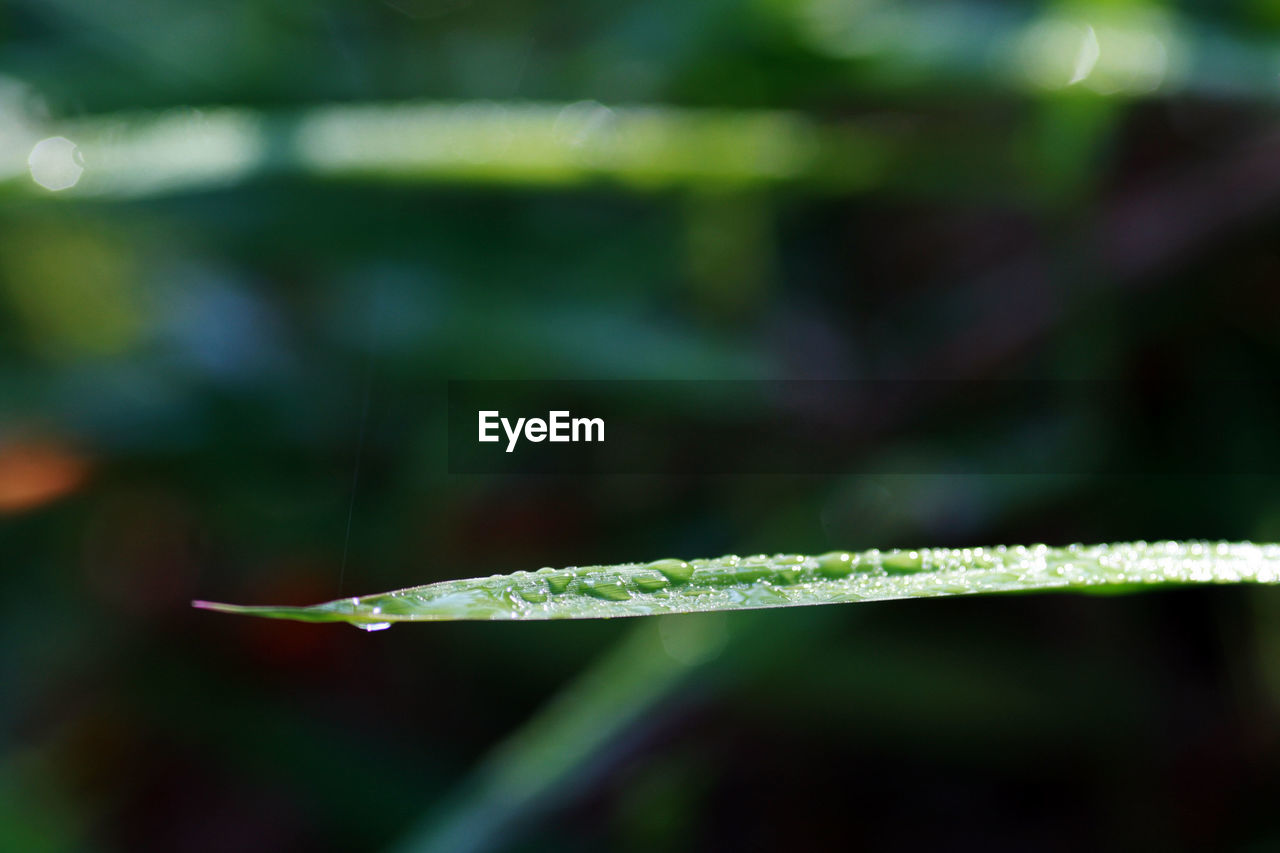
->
left=191, top=599, right=244, bottom=614
left=191, top=599, right=292, bottom=618
left=191, top=599, right=354, bottom=623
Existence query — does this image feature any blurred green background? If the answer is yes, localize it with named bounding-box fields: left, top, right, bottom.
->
left=4, top=0, right=1280, bottom=849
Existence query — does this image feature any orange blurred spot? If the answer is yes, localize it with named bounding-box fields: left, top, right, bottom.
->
left=0, top=440, right=90, bottom=513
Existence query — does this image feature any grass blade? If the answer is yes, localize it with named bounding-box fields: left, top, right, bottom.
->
left=193, top=541, right=1280, bottom=626
left=388, top=614, right=734, bottom=853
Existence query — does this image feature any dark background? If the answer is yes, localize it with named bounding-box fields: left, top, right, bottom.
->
left=3, top=0, right=1280, bottom=850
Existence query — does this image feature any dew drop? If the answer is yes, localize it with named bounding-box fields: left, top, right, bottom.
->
left=726, top=561, right=772, bottom=584
left=815, top=551, right=854, bottom=578
left=354, top=622, right=392, bottom=632
left=632, top=573, right=671, bottom=593
left=545, top=573, right=574, bottom=594
left=647, top=558, right=694, bottom=584
left=581, top=578, right=632, bottom=601
left=772, top=567, right=802, bottom=585
left=881, top=550, right=924, bottom=574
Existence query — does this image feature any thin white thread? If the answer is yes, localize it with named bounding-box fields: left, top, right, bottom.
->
left=339, top=291, right=381, bottom=595
left=339, top=361, right=372, bottom=595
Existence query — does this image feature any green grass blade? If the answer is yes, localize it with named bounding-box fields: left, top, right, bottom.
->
left=388, top=614, right=734, bottom=853
left=2, top=103, right=889, bottom=199
left=193, top=541, right=1280, bottom=626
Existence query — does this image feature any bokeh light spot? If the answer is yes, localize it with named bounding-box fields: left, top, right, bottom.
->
left=27, top=136, right=84, bottom=191
left=0, top=439, right=89, bottom=514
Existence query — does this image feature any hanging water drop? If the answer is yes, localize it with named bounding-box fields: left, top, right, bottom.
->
left=354, top=621, right=393, bottom=632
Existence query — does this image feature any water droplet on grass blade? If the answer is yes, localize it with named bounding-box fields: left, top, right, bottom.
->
left=815, top=551, right=854, bottom=578
left=581, top=578, right=632, bottom=601
left=882, top=550, right=925, bottom=573
left=354, top=622, right=392, bottom=632
left=647, top=558, right=693, bottom=584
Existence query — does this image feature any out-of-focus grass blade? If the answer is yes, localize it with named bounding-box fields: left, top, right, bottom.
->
left=388, top=614, right=736, bottom=853
left=2, top=102, right=889, bottom=198
left=194, top=542, right=1280, bottom=626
